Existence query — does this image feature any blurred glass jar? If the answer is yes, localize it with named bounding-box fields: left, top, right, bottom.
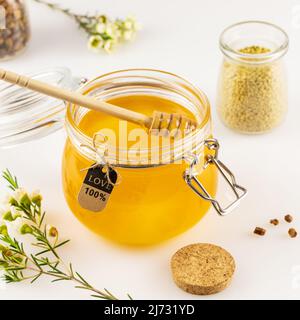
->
left=0, top=0, right=30, bottom=60
left=217, top=21, right=289, bottom=134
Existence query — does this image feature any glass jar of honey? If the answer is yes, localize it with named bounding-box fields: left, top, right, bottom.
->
left=62, top=69, right=247, bottom=246
left=0, top=67, right=246, bottom=246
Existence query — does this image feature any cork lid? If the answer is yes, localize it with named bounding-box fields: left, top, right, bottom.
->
left=0, top=67, right=81, bottom=148
left=171, top=243, right=235, bottom=295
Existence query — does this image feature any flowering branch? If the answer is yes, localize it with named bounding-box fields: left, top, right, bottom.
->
left=33, top=0, right=140, bottom=53
left=0, top=169, right=131, bottom=300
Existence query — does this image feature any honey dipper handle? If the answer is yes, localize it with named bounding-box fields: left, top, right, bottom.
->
left=0, top=68, right=152, bottom=128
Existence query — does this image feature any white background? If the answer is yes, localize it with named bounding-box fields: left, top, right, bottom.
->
left=0, top=0, right=300, bottom=300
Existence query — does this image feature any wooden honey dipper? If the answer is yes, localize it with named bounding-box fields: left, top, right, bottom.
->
left=0, top=68, right=197, bottom=137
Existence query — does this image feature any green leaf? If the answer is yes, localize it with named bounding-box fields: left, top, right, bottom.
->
left=30, top=273, right=42, bottom=284
left=75, top=272, right=92, bottom=287
left=39, top=212, right=46, bottom=227
left=53, top=239, right=70, bottom=249
left=2, top=169, right=19, bottom=191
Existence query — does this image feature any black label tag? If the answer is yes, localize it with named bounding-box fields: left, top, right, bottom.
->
left=78, top=165, right=117, bottom=212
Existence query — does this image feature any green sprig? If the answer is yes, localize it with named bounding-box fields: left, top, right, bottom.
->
left=2, top=169, right=19, bottom=191
left=32, top=0, right=140, bottom=53
left=0, top=170, right=131, bottom=300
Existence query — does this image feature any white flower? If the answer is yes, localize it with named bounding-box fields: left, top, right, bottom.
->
left=88, top=35, right=103, bottom=52
left=114, top=29, right=122, bottom=40
left=96, top=22, right=106, bottom=34
left=1, top=194, right=12, bottom=207
left=0, top=223, right=7, bottom=236
left=0, top=204, right=11, bottom=216
left=29, top=190, right=40, bottom=200
left=5, top=216, right=26, bottom=238
left=97, top=15, right=107, bottom=24
left=19, top=223, right=33, bottom=235
left=12, top=188, right=27, bottom=203
left=10, top=206, right=22, bottom=217
left=123, top=30, right=134, bottom=41
left=88, top=15, right=140, bottom=53
left=124, top=16, right=141, bottom=31
left=8, top=217, right=24, bottom=232
left=103, top=40, right=114, bottom=53
left=30, top=190, right=42, bottom=206
left=124, top=20, right=134, bottom=30
left=105, top=24, right=114, bottom=37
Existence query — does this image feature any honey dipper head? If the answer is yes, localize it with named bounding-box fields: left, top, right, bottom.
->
left=149, top=111, right=197, bottom=137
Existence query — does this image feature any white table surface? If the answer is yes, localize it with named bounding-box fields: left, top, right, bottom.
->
left=0, top=0, right=300, bottom=300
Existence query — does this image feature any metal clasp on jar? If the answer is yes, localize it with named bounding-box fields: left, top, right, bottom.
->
left=183, top=139, right=247, bottom=216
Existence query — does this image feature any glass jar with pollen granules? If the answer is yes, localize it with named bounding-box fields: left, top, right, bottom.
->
left=217, top=21, right=289, bottom=134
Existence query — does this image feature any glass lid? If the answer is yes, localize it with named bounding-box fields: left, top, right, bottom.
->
left=0, top=67, right=81, bottom=148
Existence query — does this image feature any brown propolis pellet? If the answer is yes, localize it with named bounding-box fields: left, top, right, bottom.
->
left=171, top=243, right=235, bottom=295
left=285, top=215, right=293, bottom=223
left=254, top=227, right=266, bottom=236
left=288, top=228, right=297, bottom=238
left=270, top=219, right=279, bottom=226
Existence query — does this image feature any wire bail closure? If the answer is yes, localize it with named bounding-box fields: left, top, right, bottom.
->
left=80, top=133, right=121, bottom=186
left=183, top=138, right=247, bottom=216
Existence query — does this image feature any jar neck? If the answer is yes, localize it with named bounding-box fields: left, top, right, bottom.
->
left=220, top=21, right=289, bottom=65
left=65, top=69, right=212, bottom=168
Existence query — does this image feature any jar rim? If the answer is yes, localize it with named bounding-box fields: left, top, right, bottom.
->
left=0, top=67, right=79, bottom=148
left=219, top=20, right=289, bottom=63
left=65, top=68, right=211, bottom=167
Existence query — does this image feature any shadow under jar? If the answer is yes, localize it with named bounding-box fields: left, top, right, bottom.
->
left=62, top=69, right=246, bottom=246
left=217, top=21, right=289, bottom=134
left=0, top=0, right=30, bottom=60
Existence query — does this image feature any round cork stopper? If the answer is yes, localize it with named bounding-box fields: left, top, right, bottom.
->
left=171, top=243, right=235, bottom=295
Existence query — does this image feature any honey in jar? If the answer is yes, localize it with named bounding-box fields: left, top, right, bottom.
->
left=62, top=69, right=245, bottom=246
